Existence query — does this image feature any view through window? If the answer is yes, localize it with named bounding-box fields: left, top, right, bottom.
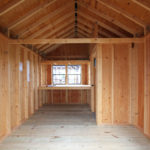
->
left=53, top=65, right=66, bottom=85
left=68, top=65, right=81, bottom=85
left=52, top=65, right=81, bottom=85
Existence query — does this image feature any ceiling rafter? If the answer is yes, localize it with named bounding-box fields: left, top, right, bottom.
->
left=39, top=27, right=75, bottom=51
left=78, top=19, right=96, bottom=37
left=78, top=28, right=107, bottom=38
left=42, top=32, right=75, bottom=54
left=38, top=22, right=74, bottom=40
left=18, top=1, right=74, bottom=37
left=79, top=27, right=108, bottom=38
left=78, top=11, right=127, bottom=37
left=92, top=22, right=98, bottom=37
left=41, top=30, right=75, bottom=52
left=97, top=0, right=146, bottom=28
left=98, top=27, right=119, bottom=38
left=38, top=26, right=75, bottom=51
left=97, top=28, right=116, bottom=38
left=78, top=1, right=137, bottom=35
left=77, top=29, right=89, bottom=37
left=78, top=22, right=113, bottom=38
left=43, top=45, right=62, bottom=57
left=98, top=33, right=107, bottom=38
left=36, top=25, right=74, bottom=50
left=90, top=0, right=97, bottom=8
left=78, top=17, right=93, bottom=28
left=8, top=0, right=57, bottom=30
left=78, top=25, right=92, bottom=34
left=0, top=0, right=149, bottom=51
left=78, top=28, right=90, bottom=37
left=0, top=0, right=24, bottom=16
left=131, top=0, right=150, bottom=11
left=26, top=14, right=74, bottom=39
left=36, top=22, right=75, bottom=49
left=77, top=32, right=88, bottom=38
left=78, top=18, right=119, bottom=38
left=78, top=24, right=92, bottom=35
left=42, top=34, right=75, bottom=55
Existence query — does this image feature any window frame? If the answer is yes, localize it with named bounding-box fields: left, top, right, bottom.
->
left=52, top=64, right=82, bottom=85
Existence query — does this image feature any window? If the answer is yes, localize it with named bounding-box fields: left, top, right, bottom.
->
left=52, top=65, right=81, bottom=85
left=19, top=62, right=23, bottom=72
left=27, top=61, right=30, bottom=82
left=68, top=65, right=81, bottom=85
left=53, top=65, right=66, bottom=85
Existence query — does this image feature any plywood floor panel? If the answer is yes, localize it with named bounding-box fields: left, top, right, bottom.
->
left=0, top=105, right=150, bottom=150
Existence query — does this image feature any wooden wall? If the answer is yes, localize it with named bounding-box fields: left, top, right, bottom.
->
left=92, top=39, right=150, bottom=137
left=130, top=36, right=150, bottom=137
left=1, top=31, right=150, bottom=139
left=92, top=42, right=144, bottom=125
left=130, top=43, right=144, bottom=129
left=40, top=90, right=90, bottom=104
left=0, top=34, right=43, bottom=140
left=143, top=34, right=150, bottom=137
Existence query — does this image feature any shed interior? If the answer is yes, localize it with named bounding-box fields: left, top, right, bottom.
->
left=0, top=0, right=150, bottom=149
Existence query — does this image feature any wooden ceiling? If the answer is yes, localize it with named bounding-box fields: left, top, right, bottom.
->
left=0, top=0, right=150, bottom=57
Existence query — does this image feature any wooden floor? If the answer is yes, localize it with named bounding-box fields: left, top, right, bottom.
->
left=0, top=104, right=150, bottom=150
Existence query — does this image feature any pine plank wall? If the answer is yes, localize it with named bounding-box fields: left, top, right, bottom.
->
left=0, top=34, right=44, bottom=140
left=0, top=32, right=150, bottom=140
left=90, top=35, right=150, bottom=137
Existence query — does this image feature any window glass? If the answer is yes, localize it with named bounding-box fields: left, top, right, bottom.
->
left=53, top=75, right=66, bottom=85
left=27, top=61, right=30, bottom=82
left=53, top=65, right=66, bottom=85
left=53, top=65, right=66, bottom=74
left=68, top=74, right=81, bottom=84
left=68, top=65, right=81, bottom=84
left=52, top=65, right=81, bottom=85
left=68, top=65, right=81, bottom=74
